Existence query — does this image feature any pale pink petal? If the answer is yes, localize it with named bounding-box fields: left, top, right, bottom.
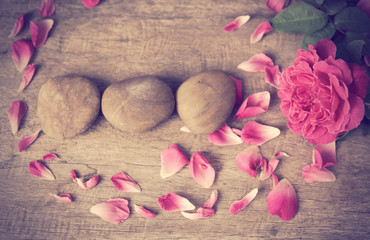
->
left=234, top=91, right=270, bottom=120
left=90, top=198, right=130, bottom=224
left=160, top=144, right=189, bottom=178
left=274, top=151, right=290, bottom=158
left=241, top=121, right=280, bottom=146
left=250, top=21, right=274, bottom=44
left=203, top=190, right=218, bottom=208
left=259, top=158, right=279, bottom=180
left=313, top=141, right=336, bottom=168
left=264, top=65, right=281, bottom=88
left=237, top=53, right=274, bottom=72
left=18, top=129, right=41, bottom=152
left=52, top=193, right=73, bottom=203
left=40, top=0, right=55, bottom=17
left=18, top=64, right=36, bottom=93
left=111, top=172, right=141, bottom=192
left=229, top=188, right=258, bottom=214
left=230, top=76, right=243, bottom=106
left=76, top=175, right=100, bottom=190
left=180, top=125, right=191, bottom=132
left=267, top=178, right=298, bottom=221
left=271, top=173, right=278, bottom=188
left=30, top=19, right=54, bottom=48
left=157, top=193, right=195, bottom=212
left=266, top=0, right=290, bottom=13
left=232, top=128, right=242, bottom=136
left=8, top=14, right=24, bottom=38
left=12, top=39, right=34, bottom=72
left=82, top=0, right=100, bottom=8
left=224, top=15, right=250, bottom=32
left=208, top=123, right=243, bottom=146
left=189, top=152, right=215, bottom=188
left=235, top=145, right=263, bottom=178
left=302, top=164, right=336, bottom=183
left=134, top=204, right=157, bottom=218
left=28, top=160, right=55, bottom=180
left=42, top=153, right=59, bottom=161
left=8, top=100, right=27, bottom=134
left=181, top=207, right=215, bottom=220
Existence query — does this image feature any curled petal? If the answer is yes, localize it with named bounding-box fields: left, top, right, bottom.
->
left=8, top=101, right=27, bottom=134
left=71, top=171, right=100, bottom=189
left=271, top=173, right=279, bottom=188
left=111, top=172, right=141, bottom=192
left=266, top=0, right=290, bottom=13
left=40, top=0, right=55, bottom=17
left=8, top=14, right=24, bottom=38
left=241, top=121, right=280, bottom=146
left=42, top=153, right=59, bottom=161
left=203, top=190, right=218, bottom=208
left=230, top=76, right=243, bottom=106
left=229, top=188, right=258, bottom=214
left=18, top=129, right=41, bottom=152
left=264, top=65, right=281, bottom=88
left=157, top=193, right=195, bottom=212
left=314, top=38, right=337, bottom=60
left=274, top=151, right=290, bottom=158
left=180, top=125, right=191, bottom=132
left=302, top=164, right=336, bottom=183
left=181, top=207, right=215, bottom=220
left=12, top=39, right=34, bottom=72
left=189, top=152, right=215, bottom=188
left=235, top=145, right=263, bottom=178
left=208, top=123, right=243, bottom=146
left=234, top=91, right=270, bottom=120
left=134, top=204, right=157, bottom=218
left=90, top=198, right=130, bottom=224
left=18, top=64, right=36, bottom=93
left=238, top=53, right=274, bottom=72
left=250, top=21, right=274, bottom=44
left=259, top=158, right=279, bottom=181
left=70, top=170, right=77, bottom=182
left=267, top=178, right=298, bottom=221
left=30, top=19, right=54, bottom=48
left=160, top=144, right=189, bottom=178
left=82, top=0, right=100, bottom=8
left=28, top=160, right=55, bottom=180
left=224, top=15, right=251, bottom=32
left=52, top=193, right=73, bottom=203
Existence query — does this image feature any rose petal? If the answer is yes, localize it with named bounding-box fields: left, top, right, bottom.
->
left=271, top=173, right=278, bottom=188
left=250, top=21, right=274, bottom=44
left=348, top=63, right=370, bottom=99
left=266, top=0, right=290, bottom=13
left=259, top=158, right=279, bottom=180
left=203, top=190, right=218, bottom=208
left=180, top=125, right=191, bottom=133
left=12, top=39, right=34, bottom=72
left=181, top=207, right=215, bottom=220
left=267, top=178, right=298, bottom=221
left=111, top=172, right=141, bottom=192
left=344, top=94, right=366, bottom=131
left=274, top=151, right=290, bottom=158
left=241, top=121, right=280, bottom=146
left=90, top=198, right=130, bottom=224
left=302, top=164, right=336, bottom=183
left=264, top=65, right=281, bottom=88
left=18, top=64, right=36, bottom=93
left=313, top=141, right=336, bottom=168
left=52, top=193, right=73, bottom=203
left=230, top=76, right=243, bottom=106
left=28, top=160, right=55, bottom=180
left=229, top=188, right=258, bottom=214
left=42, top=153, right=59, bottom=161
left=18, top=129, right=41, bottom=152
left=70, top=170, right=77, bottom=182
left=30, top=19, right=54, bottom=48
left=314, top=38, right=337, bottom=60
left=235, top=145, right=263, bottom=178
left=238, top=53, right=274, bottom=72
left=189, top=152, right=215, bottom=188
left=208, top=123, right=243, bottom=146
left=234, top=91, right=270, bottom=120
left=8, top=14, right=24, bottom=38
left=224, top=15, right=251, bottom=32
left=40, top=0, right=55, bottom=17
left=8, top=101, right=27, bottom=135
left=134, top=204, right=157, bottom=218
left=71, top=171, right=100, bottom=190
left=160, top=144, right=189, bottom=178
left=157, top=193, right=195, bottom=212
left=82, top=0, right=100, bottom=8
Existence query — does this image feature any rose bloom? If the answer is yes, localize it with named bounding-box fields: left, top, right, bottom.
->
left=278, top=38, right=369, bottom=144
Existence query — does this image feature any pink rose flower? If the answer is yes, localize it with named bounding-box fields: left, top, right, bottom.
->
left=278, top=38, right=369, bottom=144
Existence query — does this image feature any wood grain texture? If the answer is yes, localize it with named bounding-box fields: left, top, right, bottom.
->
left=0, top=0, right=369, bottom=239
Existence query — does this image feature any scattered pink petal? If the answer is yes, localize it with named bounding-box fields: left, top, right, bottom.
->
left=266, top=0, right=290, bottom=13
left=229, top=188, right=258, bottom=214
left=82, top=0, right=100, bottom=8
left=224, top=15, right=251, bottom=32
left=203, top=190, right=218, bottom=208
left=70, top=170, right=77, bottom=182
left=28, top=160, right=55, bottom=180
left=250, top=21, right=274, bottom=44
left=259, top=158, right=279, bottom=180
left=90, top=198, right=130, bottom=224
left=30, top=19, right=54, bottom=48
left=18, top=64, right=36, bottom=93
left=189, top=152, right=215, bottom=188
left=274, top=151, right=290, bottom=158
left=8, top=14, right=24, bottom=38
left=181, top=207, right=215, bottom=220
left=264, top=65, right=281, bottom=88
left=158, top=193, right=195, bottom=212
left=180, top=125, right=191, bottom=132
left=134, top=204, right=157, bottom=218
left=40, top=0, right=55, bottom=17
left=42, top=153, right=59, bottom=161
left=111, top=172, right=141, bottom=192
left=230, top=76, right=243, bottom=106
left=18, top=129, right=41, bottom=152
left=208, top=123, right=243, bottom=146
left=313, top=141, right=337, bottom=168
left=302, top=164, right=336, bottom=183
left=52, top=193, right=73, bottom=203
left=241, top=121, right=280, bottom=146
left=234, top=91, right=270, bottom=120
left=12, top=39, right=34, bottom=72
left=232, top=128, right=242, bottom=136
left=238, top=53, right=274, bottom=72
left=160, top=144, right=189, bottom=178
left=70, top=170, right=100, bottom=189
left=271, top=173, right=278, bottom=188
left=8, top=100, right=27, bottom=135
left=267, top=178, right=298, bottom=221
left=235, top=145, right=263, bottom=178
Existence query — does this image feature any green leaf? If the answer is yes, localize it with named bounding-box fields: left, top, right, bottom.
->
left=346, top=32, right=370, bottom=55
left=302, top=0, right=323, bottom=6
left=334, top=7, right=370, bottom=33
left=346, top=40, right=365, bottom=63
left=322, top=0, right=347, bottom=15
left=270, top=2, right=328, bottom=34
left=301, top=22, right=337, bottom=50
left=333, top=35, right=350, bottom=61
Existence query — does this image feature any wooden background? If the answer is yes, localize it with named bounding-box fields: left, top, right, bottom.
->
left=0, top=0, right=369, bottom=239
